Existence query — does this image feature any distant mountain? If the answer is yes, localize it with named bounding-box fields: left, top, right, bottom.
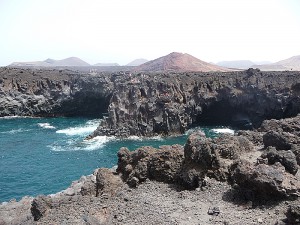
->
left=9, top=57, right=90, bottom=67
left=126, top=58, right=149, bottom=66
left=93, top=63, right=120, bottom=67
left=256, top=55, right=300, bottom=71
left=217, top=60, right=256, bottom=69
left=135, top=52, right=230, bottom=72
left=254, top=61, right=272, bottom=65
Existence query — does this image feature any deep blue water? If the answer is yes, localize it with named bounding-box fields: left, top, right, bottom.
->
left=0, top=117, right=233, bottom=202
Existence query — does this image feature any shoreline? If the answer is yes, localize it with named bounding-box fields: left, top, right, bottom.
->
left=1, top=115, right=300, bottom=224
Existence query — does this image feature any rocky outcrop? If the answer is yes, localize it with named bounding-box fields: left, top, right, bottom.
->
left=230, top=160, right=300, bottom=199
left=2, top=67, right=300, bottom=138
left=95, top=168, right=123, bottom=197
left=28, top=167, right=122, bottom=222
left=0, top=67, right=113, bottom=117
left=180, top=132, right=254, bottom=189
left=261, top=147, right=298, bottom=175
left=114, top=115, right=300, bottom=201
left=117, top=145, right=184, bottom=187
left=93, top=69, right=300, bottom=137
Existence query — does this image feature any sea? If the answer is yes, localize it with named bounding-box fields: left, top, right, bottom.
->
left=0, top=117, right=234, bottom=202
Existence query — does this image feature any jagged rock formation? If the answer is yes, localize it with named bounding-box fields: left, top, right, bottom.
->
left=117, top=145, right=184, bottom=187
left=0, top=67, right=113, bottom=117
left=1, top=67, right=300, bottom=138
left=93, top=68, right=300, bottom=137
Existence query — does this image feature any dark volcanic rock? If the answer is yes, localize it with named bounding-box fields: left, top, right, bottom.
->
left=286, top=204, right=300, bottom=224
left=259, top=115, right=300, bottom=134
left=263, top=131, right=292, bottom=150
left=117, top=145, right=184, bottom=186
left=93, top=70, right=300, bottom=137
left=0, top=67, right=113, bottom=117
left=262, top=146, right=298, bottom=175
left=1, top=67, right=300, bottom=137
left=180, top=131, right=254, bottom=189
left=230, top=160, right=300, bottom=199
left=31, top=195, right=52, bottom=221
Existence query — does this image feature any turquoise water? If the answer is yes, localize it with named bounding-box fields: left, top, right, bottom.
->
left=0, top=117, right=233, bottom=202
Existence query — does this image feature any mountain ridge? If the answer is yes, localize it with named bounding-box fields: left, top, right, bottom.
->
left=256, top=55, right=300, bottom=71
left=10, top=57, right=90, bottom=67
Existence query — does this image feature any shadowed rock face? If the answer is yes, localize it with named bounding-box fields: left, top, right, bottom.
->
left=93, top=69, right=300, bottom=137
left=0, top=67, right=113, bottom=117
left=1, top=67, right=300, bottom=137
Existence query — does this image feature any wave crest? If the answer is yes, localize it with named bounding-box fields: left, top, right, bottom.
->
left=56, top=119, right=101, bottom=136
left=38, top=123, right=55, bottom=129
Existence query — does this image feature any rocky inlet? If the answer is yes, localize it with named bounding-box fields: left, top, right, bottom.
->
left=1, top=67, right=300, bottom=224
left=1, top=115, right=300, bottom=224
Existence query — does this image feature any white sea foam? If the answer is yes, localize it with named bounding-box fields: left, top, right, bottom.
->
left=49, top=135, right=113, bottom=152
left=0, top=128, right=31, bottom=134
left=38, top=123, right=55, bottom=129
left=82, top=136, right=113, bottom=151
left=0, top=115, right=41, bottom=120
left=127, top=135, right=142, bottom=141
left=185, top=127, right=203, bottom=135
left=127, top=135, right=163, bottom=141
left=212, top=128, right=235, bottom=135
left=56, top=119, right=101, bottom=136
left=149, top=135, right=163, bottom=141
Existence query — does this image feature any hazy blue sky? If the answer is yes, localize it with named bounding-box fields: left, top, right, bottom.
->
left=0, top=0, right=299, bottom=66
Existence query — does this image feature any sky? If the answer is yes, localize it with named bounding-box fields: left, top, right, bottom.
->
left=0, top=0, right=300, bottom=66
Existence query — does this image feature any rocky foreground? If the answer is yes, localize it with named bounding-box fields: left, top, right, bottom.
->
left=2, top=115, right=300, bottom=224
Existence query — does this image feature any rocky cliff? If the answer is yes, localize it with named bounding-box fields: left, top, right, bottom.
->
left=1, top=67, right=300, bottom=138
left=93, top=68, right=300, bottom=137
left=0, top=67, right=113, bottom=117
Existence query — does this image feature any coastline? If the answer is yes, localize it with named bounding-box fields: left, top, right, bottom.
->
left=1, top=115, right=300, bottom=224
left=1, top=68, right=300, bottom=223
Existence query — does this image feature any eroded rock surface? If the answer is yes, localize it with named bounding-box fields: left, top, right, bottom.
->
left=2, top=67, right=300, bottom=137
left=117, top=145, right=184, bottom=186
left=93, top=69, right=300, bottom=137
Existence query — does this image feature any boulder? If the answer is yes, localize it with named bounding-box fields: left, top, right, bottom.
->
left=263, top=131, right=292, bottom=150
left=180, top=132, right=254, bottom=189
left=95, top=168, right=123, bottom=197
left=117, top=145, right=184, bottom=186
left=230, top=160, right=300, bottom=199
left=31, top=195, right=52, bottom=221
left=261, top=146, right=298, bottom=175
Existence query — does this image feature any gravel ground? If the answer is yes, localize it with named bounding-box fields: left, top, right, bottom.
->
left=25, top=178, right=291, bottom=225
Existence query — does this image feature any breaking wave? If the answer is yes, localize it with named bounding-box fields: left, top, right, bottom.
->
left=56, top=119, right=101, bottom=136
left=212, top=128, right=235, bottom=135
left=38, top=123, right=55, bottom=129
left=49, top=135, right=114, bottom=152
